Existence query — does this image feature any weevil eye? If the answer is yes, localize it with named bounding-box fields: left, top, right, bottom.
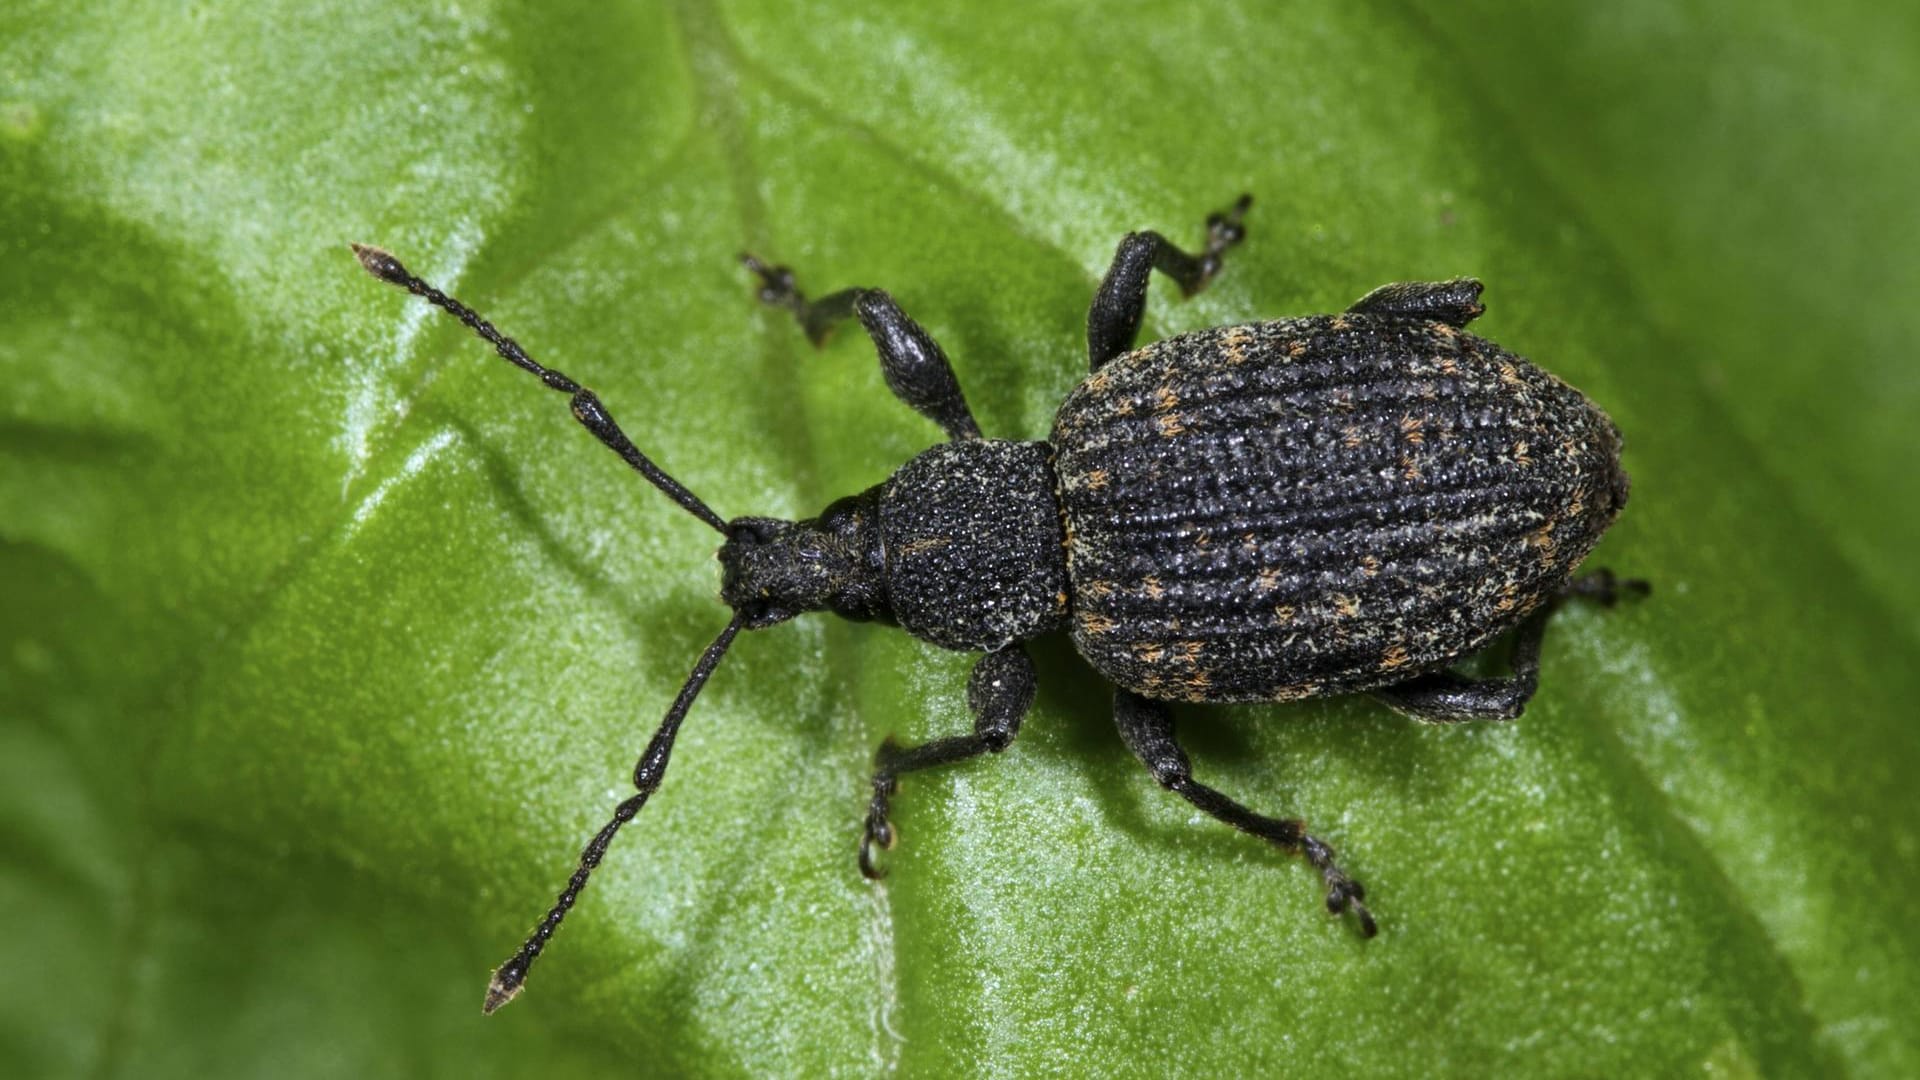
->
left=738, top=599, right=793, bottom=629
left=727, top=517, right=783, bottom=545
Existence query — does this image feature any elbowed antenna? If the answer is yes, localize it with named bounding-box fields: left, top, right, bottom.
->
left=485, top=611, right=747, bottom=1014
left=350, top=243, right=729, bottom=535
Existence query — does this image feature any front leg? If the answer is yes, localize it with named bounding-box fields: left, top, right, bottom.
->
left=1088, top=194, right=1252, bottom=371
left=741, top=255, right=981, bottom=441
left=861, top=645, right=1036, bottom=878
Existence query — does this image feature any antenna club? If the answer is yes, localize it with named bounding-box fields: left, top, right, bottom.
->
left=482, top=967, right=524, bottom=1015
left=350, top=242, right=411, bottom=285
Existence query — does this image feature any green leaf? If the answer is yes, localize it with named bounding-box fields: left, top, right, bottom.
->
left=4, top=1, right=1915, bottom=1076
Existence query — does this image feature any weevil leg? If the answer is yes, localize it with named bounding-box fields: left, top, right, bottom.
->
left=1372, top=568, right=1650, bottom=723
left=1370, top=609, right=1549, bottom=722
left=1346, top=279, right=1486, bottom=328
left=1088, top=194, right=1253, bottom=371
left=737, top=255, right=861, bottom=346
left=860, top=644, right=1035, bottom=878
left=1558, top=566, right=1651, bottom=608
left=1114, top=688, right=1376, bottom=937
left=740, top=256, right=981, bottom=441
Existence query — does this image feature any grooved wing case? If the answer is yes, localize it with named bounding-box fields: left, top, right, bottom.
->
left=1050, top=316, right=1627, bottom=703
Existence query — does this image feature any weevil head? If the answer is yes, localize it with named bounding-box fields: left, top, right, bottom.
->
left=718, top=489, right=889, bottom=629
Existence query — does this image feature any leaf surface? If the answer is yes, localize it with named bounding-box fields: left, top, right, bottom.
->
left=2, top=1, right=1915, bottom=1076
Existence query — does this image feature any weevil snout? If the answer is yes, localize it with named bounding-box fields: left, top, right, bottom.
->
left=718, top=517, right=816, bottom=628
left=718, top=492, right=888, bottom=628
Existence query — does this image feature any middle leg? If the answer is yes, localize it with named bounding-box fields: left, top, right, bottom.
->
left=1115, top=688, right=1376, bottom=936
left=1088, top=194, right=1253, bottom=371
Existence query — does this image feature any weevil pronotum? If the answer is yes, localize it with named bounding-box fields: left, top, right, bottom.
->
left=352, top=195, right=1642, bottom=1012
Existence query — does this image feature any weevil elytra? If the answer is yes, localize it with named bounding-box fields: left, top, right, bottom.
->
left=351, top=194, right=1642, bottom=1013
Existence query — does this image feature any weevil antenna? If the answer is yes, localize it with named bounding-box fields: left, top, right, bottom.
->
left=351, top=243, right=728, bottom=534
left=483, top=612, right=747, bottom=1014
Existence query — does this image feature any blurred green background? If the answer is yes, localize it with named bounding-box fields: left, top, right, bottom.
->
left=3, top=1, right=1916, bottom=1076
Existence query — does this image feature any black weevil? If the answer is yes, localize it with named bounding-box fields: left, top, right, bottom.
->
left=351, top=195, right=1642, bottom=1013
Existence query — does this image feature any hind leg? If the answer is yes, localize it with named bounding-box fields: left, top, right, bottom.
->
left=1114, top=687, right=1375, bottom=937
left=1347, top=279, right=1486, bottom=328
left=1374, top=569, right=1650, bottom=723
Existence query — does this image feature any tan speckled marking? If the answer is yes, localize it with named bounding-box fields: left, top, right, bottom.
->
left=1436, top=354, right=1460, bottom=375
left=1287, top=339, right=1309, bottom=359
left=1330, top=315, right=1352, bottom=331
left=1155, top=412, right=1188, bottom=438
left=1153, top=386, right=1180, bottom=413
left=1274, top=604, right=1296, bottom=624
left=1513, top=440, right=1532, bottom=468
left=1257, top=567, right=1282, bottom=593
left=1078, top=612, right=1117, bottom=635
left=1083, top=468, right=1109, bottom=491
left=1432, top=322, right=1459, bottom=340
left=1223, top=327, right=1254, bottom=364
left=1269, top=681, right=1321, bottom=703
left=1381, top=645, right=1410, bottom=670
left=1332, top=593, right=1360, bottom=619
left=1085, top=369, right=1112, bottom=395
left=1359, top=554, right=1381, bottom=577
left=1400, top=415, right=1425, bottom=445
left=1342, top=424, right=1365, bottom=449
left=1135, top=643, right=1166, bottom=664
left=1499, top=360, right=1526, bottom=390
left=1142, top=576, right=1166, bottom=601
left=899, top=537, right=950, bottom=557
left=1176, top=640, right=1205, bottom=664
left=1527, top=523, right=1558, bottom=562
left=1081, top=579, right=1114, bottom=601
